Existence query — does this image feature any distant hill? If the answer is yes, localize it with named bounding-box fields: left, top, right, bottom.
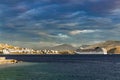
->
left=0, top=43, right=21, bottom=53
left=85, top=40, right=120, bottom=49
left=49, top=44, right=77, bottom=51
left=1, top=40, right=120, bottom=54
left=75, top=40, right=120, bottom=54
left=79, top=45, right=90, bottom=49
left=0, top=43, right=19, bottom=49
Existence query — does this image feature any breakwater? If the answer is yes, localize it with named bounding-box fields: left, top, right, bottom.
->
left=0, top=57, right=18, bottom=64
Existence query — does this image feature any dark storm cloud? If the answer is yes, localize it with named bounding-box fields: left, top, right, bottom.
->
left=0, top=0, right=120, bottom=48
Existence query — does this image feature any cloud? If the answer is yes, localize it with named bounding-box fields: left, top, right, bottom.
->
left=80, top=0, right=120, bottom=15
left=89, top=0, right=101, bottom=2
left=59, top=22, right=79, bottom=27
left=38, top=32, right=69, bottom=39
left=87, top=17, right=112, bottom=23
left=17, top=4, right=60, bottom=20
left=111, top=9, right=120, bottom=16
left=17, top=8, right=42, bottom=19
left=0, top=0, right=120, bottom=49
left=69, top=30, right=100, bottom=35
left=65, top=11, right=86, bottom=18
left=37, top=32, right=58, bottom=38
left=57, top=33, right=69, bottom=39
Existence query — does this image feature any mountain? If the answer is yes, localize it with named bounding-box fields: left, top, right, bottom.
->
left=76, top=40, right=120, bottom=54
left=0, top=43, right=20, bottom=49
left=0, top=43, right=77, bottom=54
left=112, top=46, right=120, bottom=54
left=0, top=43, right=20, bottom=53
left=49, top=44, right=77, bottom=51
left=79, top=45, right=90, bottom=49
left=85, top=40, right=120, bottom=49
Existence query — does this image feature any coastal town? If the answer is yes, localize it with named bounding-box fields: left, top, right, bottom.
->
left=0, top=43, right=75, bottom=55
left=0, top=40, right=120, bottom=64
left=0, top=40, right=120, bottom=55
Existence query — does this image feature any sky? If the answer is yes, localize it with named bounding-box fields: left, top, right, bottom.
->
left=0, top=0, right=120, bottom=49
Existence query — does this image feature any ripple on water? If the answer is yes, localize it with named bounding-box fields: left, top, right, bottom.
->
left=0, top=62, right=120, bottom=80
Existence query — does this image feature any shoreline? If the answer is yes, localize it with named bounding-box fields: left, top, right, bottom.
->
left=0, top=62, right=37, bottom=69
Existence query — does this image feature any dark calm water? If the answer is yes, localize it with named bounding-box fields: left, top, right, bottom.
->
left=0, top=54, right=120, bottom=80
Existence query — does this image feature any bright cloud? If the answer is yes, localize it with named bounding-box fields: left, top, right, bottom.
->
left=65, top=11, right=86, bottom=18
left=111, top=9, right=120, bottom=16
left=57, top=33, right=69, bottom=39
left=59, top=22, right=79, bottom=27
left=69, top=30, right=99, bottom=35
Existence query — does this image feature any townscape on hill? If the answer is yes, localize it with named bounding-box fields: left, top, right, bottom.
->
left=0, top=43, right=75, bottom=54
left=0, top=40, right=120, bottom=54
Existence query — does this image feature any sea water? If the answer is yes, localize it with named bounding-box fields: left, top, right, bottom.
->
left=0, top=59, right=120, bottom=80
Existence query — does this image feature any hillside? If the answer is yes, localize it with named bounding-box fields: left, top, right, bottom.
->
left=1, top=41, right=120, bottom=54
left=49, top=44, right=77, bottom=51
left=0, top=43, right=20, bottom=50
left=86, top=40, right=120, bottom=49
left=0, top=43, right=76, bottom=54
left=76, top=40, right=120, bottom=54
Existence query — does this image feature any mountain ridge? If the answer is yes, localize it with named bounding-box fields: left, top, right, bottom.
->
left=47, top=44, right=77, bottom=51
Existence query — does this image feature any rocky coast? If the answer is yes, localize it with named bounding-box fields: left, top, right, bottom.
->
left=0, top=57, right=18, bottom=65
